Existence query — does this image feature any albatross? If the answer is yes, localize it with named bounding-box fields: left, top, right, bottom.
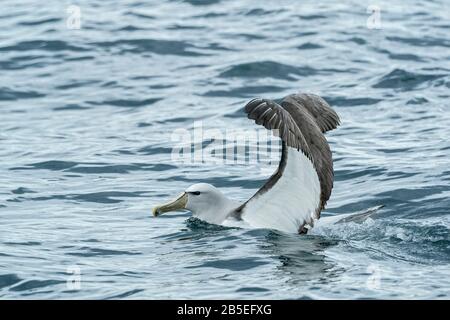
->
left=153, top=93, right=341, bottom=234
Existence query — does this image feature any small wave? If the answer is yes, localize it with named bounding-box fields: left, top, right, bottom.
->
left=0, top=87, right=44, bottom=101
left=297, top=14, right=327, bottom=20
left=9, top=279, right=64, bottom=292
left=0, top=40, right=88, bottom=52
left=87, top=97, right=161, bottom=108
left=201, top=85, right=285, bottom=98
left=376, top=147, right=412, bottom=154
left=18, top=17, right=61, bottom=26
left=406, top=97, right=429, bottom=105
left=335, top=166, right=386, bottom=181
left=137, top=145, right=173, bottom=155
left=219, top=61, right=318, bottom=80
left=373, top=69, right=445, bottom=90
left=228, top=33, right=267, bottom=40
left=0, top=54, right=46, bottom=70
left=67, top=164, right=148, bottom=174
left=324, top=95, right=381, bottom=107
left=375, top=185, right=450, bottom=204
left=11, top=187, right=36, bottom=195
left=116, top=25, right=145, bottom=32
left=243, top=8, right=286, bottom=16
left=20, top=191, right=147, bottom=204
left=183, top=0, right=222, bottom=6
left=92, top=39, right=206, bottom=56
left=152, top=117, right=193, bottom=125
left=105, top=288, right=144, bottom=299
left=124, top=11, right=155, bottom=20
left=0, top=274, right=22, bottom=290
left=66, top=163, right=176, bottom=174
left=64, top=56, right=94, bottom=62
left=386, top=36, right=450, bottom=48
left=156, top=175, right=264, bottom=189
left=10, top=160, right=77, bottom=171
left=297, top=42, right=323, bottom=50
left=374, top=48, right=425, bottom=62
left=223, top=107, right=245, bottom=118
left=69, top=191, right=146, bottom=204
left=390, top=53, right=425, bottom=62
left=66, top=247, right=141, bottom=257
left=187, top=257, right=269, bottom=271
left=193, top=12, right=227, bottom=18
left=53, top=104, right=90, bottom=111
left=348, top=37, right=366, bottom=45
left=167, top=24, right=207, bottom=31
left=54, top=80, right=100, bottom=90
left=236, top=287, right=270, bottom=293
left=3, top=241, right=41, bottom=246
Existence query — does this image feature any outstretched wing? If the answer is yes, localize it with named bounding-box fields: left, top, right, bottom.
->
left=234, top=94, right=340, bottom=233
left=282, top=93, right=340, bottom=133
left=244, top=98, right=312, bottom=156
left=281, top=93, right=340, bottom=211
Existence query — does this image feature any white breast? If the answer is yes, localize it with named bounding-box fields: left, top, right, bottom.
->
left=240, top=147, right=321, bottom=233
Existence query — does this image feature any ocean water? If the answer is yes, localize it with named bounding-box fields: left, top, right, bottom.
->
left=1, top=0, right=449, bottom=299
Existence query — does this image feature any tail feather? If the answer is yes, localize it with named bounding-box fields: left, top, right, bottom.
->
left=335, top=205, right=384, bottom=224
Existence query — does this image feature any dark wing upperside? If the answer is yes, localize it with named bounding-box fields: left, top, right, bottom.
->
left=244, top=98, right=312, bottom=156
left=282, top=93, right=340, bottom=133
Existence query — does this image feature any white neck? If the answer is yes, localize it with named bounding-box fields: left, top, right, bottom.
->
left=193, top=195, right=241, bottom=225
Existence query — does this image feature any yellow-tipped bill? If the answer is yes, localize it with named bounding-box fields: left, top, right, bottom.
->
left=153, top=192, right=188, bottom=217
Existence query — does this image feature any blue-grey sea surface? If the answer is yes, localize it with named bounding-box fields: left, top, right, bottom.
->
left=0, top=0, right=449, bottom=299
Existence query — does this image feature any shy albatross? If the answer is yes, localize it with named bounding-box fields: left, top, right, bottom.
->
left=153, top=93, right=340, bottom=234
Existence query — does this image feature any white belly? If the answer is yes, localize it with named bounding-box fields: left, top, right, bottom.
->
left=240, top=147, right=321, bottom=233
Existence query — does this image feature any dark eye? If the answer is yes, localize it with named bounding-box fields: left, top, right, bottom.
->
left=191, top=191, right=201, bottom=196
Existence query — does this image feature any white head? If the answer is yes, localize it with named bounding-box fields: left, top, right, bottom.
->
left=153, top=183, right=236, bottom=224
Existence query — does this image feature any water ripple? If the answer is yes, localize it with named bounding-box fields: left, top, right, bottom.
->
left=373, top=69, right=445, bottom=90
left=1, top=0, right=449, bottom=300
left=219, top=61, right=318, bottom=80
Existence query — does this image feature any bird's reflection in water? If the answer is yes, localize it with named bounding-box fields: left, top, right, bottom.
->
left=263, top=230, right=342, bottom=286
left=155, top=217, right=344, bottom=286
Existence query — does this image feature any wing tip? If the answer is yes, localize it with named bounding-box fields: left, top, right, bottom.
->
left=244, top=98, right=264, bottom=114
left=282, top=93, right=341, bottom=133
